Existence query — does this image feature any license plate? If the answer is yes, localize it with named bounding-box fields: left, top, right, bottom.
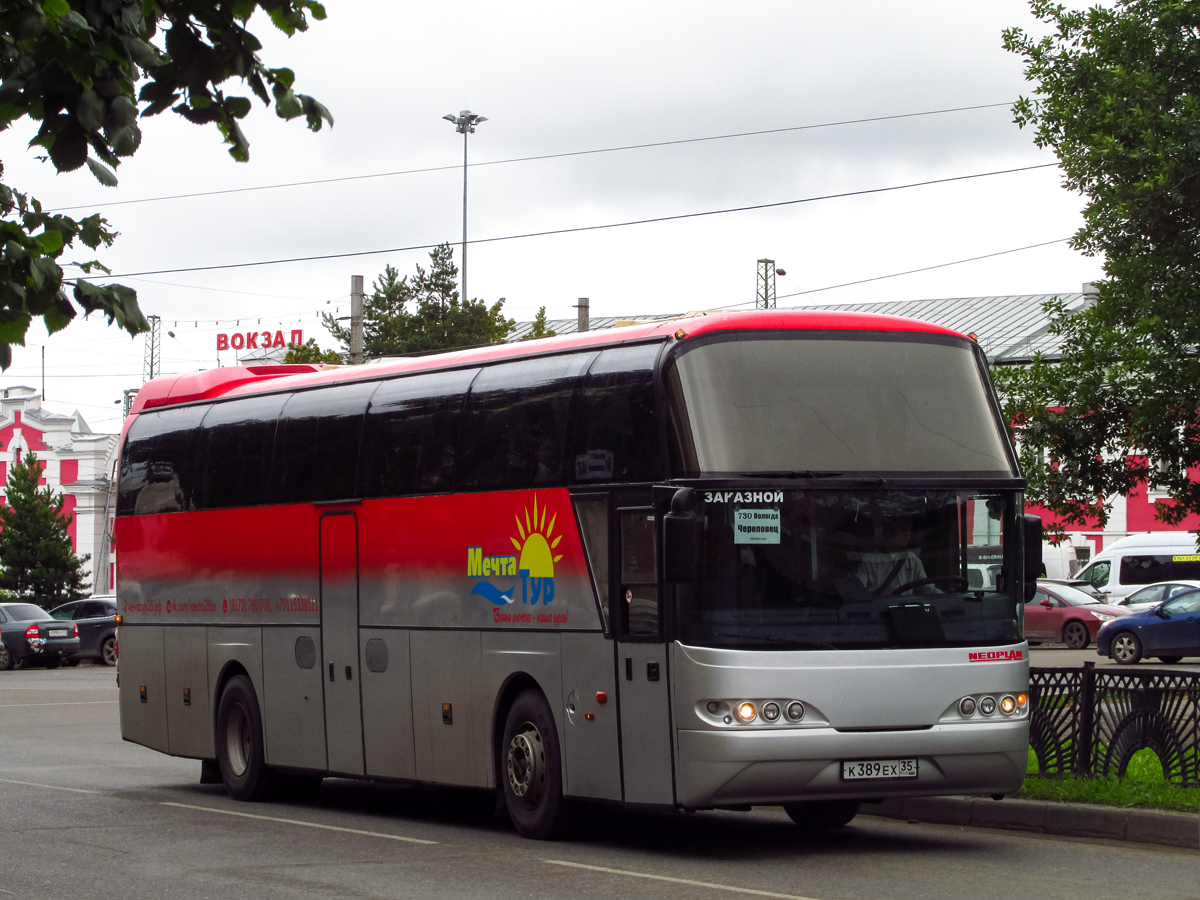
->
left=47, top=629, right=68, bottom=638
left=841, top=758, right=918, bottom=780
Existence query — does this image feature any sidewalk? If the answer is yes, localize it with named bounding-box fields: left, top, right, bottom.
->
left=860, top=796, right=1198, bottom=849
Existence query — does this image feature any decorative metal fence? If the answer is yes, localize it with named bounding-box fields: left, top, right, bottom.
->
left=1028, top=663, right=1200, bottom=787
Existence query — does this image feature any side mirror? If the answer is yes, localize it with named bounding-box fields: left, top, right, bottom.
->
left=1022, top=513, right=1043, bottom=601
left=1040, top=599, right=1053, bottom=608
left=1155, top=606, right=1170, bottom=619
left=663, top=488, right=700, bottom=584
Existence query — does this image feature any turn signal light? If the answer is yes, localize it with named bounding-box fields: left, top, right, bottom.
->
left=736, top=701, right=757, bottom=723
left=1017, top=693, right=1028, bottom=708
left=115, top=614, right=122, bottom=624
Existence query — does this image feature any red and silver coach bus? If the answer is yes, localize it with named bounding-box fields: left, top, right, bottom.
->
left=115, top=310, right=1040, bottom=839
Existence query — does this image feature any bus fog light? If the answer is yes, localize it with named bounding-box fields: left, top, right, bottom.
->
left=979, top=697, right=997, bottom=716
left=762, top=702, right=780, bottom=722
left=786, top=701, right=805, bottom=721
left=1000, top=695, right=1016, bottom=715
left=736, top=702, right=757, bottom=723
left=959, top=697, right=977, bottom=717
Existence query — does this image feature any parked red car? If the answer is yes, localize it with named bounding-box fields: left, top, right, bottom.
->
left=1024, top=581, right=1131, bottom=650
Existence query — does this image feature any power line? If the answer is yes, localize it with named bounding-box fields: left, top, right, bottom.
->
left=44, top=102, right=1015, bottom=213
left=84, top=163, right=1057, bottom=280
left=777, top=238, right=1074, bottom=302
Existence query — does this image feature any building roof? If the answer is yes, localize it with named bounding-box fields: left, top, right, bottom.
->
left=506, top=290, right=1095, bottom=364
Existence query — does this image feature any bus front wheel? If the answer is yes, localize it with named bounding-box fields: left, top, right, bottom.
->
left=783, top=800, right=861, bottom=830
left=216, top=674, right=276, bottom=801
left=501, top=689, right=571, bottom=840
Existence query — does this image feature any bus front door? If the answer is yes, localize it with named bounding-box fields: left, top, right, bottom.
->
left=615, top=506, right=675, bottom=805
left=320, top=511, right=365, bottom=775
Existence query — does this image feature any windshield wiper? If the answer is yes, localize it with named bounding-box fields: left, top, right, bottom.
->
left=735, top=471, right=844, bottom=479
left=713, top=632, right=838, bottom=650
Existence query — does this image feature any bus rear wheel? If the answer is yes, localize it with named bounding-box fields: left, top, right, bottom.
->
left=783, top=800, right=861, bottom=830
left=501, top=689, right=571, bottom=840
left=216, top=674, right=276, bottom=801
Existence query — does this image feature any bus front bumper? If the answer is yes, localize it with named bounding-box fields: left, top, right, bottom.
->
left=675, top=719, right=1028, bottom=808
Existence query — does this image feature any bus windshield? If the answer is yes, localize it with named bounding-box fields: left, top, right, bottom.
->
left=665, top=333, right=1015, bottom=475
left=675, top=489, right=1020, bottom=650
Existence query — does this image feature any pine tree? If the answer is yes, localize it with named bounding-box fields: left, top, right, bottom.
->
left=322, top=244, right=515, bottom=357
left=521, top=307, right=557, bottom=341
left=0, top=453, right=90, bottom=608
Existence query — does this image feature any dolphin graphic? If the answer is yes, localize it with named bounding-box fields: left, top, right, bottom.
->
left=471, top=582, right=517, bottom=606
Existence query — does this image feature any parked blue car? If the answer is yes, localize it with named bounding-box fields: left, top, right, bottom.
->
left=1097, top=587, right=1200, bottom=665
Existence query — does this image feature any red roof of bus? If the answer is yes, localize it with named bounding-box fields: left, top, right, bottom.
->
left=129, top=309, right=966, bottom=415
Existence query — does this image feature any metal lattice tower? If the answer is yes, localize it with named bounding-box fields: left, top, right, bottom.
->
left=756, top=259, right=777, bottom=309
left=142, top=315, right=161, bottom=382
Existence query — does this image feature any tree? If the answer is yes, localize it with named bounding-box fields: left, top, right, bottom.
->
left=323, top=244, right=514, bottom=357
left=997, top=0, right=1200, bottom=531
left=284, top=337, right=341, bottom=364
left=0, top=1, right=331, bottom=368
left=0, top=451, right=89, bottom=606
left=521, top=306, right=557, bottom=341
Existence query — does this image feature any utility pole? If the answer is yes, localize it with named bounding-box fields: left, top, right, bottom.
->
left=756, top=260, right=778, bottom=310
left=142, top=315, right=162, bottom=381
left=350, top=275, right=365, bottom=365
left=442, top=110, right=488, bottom=304
left=575, top=297, right=590, bottom=333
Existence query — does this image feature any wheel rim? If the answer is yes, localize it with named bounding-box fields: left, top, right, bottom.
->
left=225, top=703, right=250, bottom=777
left=507, top=721, right=546, bottom=807
left=1065, top=622, right=1087, bottom=648
left=102, top=639, right=117, bottom=666
left=1113, top=634, right=1137, bottom=662
left=0, top=646, right=8, bottom=668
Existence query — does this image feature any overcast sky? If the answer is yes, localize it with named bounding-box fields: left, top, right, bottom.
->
left=2, top=0, right=1099, bottom=432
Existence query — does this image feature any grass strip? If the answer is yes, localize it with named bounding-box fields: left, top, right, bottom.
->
left=1018, top=747, right=1200, bottom=813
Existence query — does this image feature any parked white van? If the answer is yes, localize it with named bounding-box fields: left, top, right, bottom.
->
left=1074, top=532, right=1200, bottom=602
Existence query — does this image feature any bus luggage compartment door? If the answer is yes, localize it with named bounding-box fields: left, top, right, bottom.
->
left=616, top=507, right=675, bottom=805
left=320, top=511, right=365, bottom=776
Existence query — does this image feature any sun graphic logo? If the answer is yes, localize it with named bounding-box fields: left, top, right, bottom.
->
left=468, top=494, right=563, bottom=606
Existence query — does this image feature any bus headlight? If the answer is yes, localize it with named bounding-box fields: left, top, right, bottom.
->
left=999, top=695, right=1017, bottom=715
left=786, top=701, right=805, bottom=721
left=979, top=696, right=997, bottom=716
left=762, top=701, right=780, bottom=722
left=736, top=701, right=757, bottom=723
left=959, top=697, right=977, bottom=716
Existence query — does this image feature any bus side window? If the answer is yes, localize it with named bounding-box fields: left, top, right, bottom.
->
left=574, top=498, right=610, bottom=632
left=571, top=344, right=663, bottom=485
left=457, top=353, right=592, bottom=491
left=271, top=381, right=377, bottom=504
left=199, top=393, right=289, bottom=510
left=620, top=511, right=659, bottom=638
left=117, top=405, right=207, bottom=515
left=358, top=368, right=478, bottom=498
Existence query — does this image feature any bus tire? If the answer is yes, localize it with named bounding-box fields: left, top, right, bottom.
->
left=501, top=689, right=572, bottom=840
left=783, top=800, right=861, bottom=830
left=216, top=675, right=276, bottom=802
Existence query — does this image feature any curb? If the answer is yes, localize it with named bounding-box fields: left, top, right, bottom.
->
left=860, top=796, right=1198, bottom=850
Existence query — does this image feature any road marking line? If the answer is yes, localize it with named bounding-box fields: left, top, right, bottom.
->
left=543, top=860, right=822, bottom=900
left=0, top=701, right=118, bottom=708
left=0, top=779, right=99, bottom=794
left=160, top=802, right=438, bottom=845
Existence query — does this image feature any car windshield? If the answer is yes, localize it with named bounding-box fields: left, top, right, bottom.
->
left=674, top=488, right=1020, bottom=650
left=1051, top=584, right=1103, bottom=606
left=5, top=604, right=52, bottom=621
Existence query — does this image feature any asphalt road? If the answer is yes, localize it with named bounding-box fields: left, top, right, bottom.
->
left=2, top=667, right=1197, bottom=900
left=1030, top=645, right=1200, bottom=671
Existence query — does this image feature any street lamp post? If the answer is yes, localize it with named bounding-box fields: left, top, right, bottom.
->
left=442, top=109, right=488, bottom=304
